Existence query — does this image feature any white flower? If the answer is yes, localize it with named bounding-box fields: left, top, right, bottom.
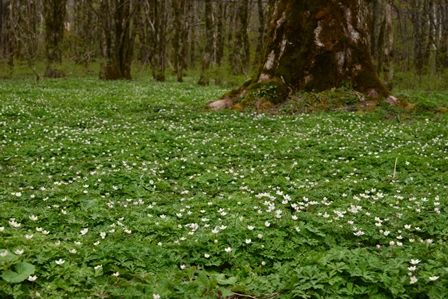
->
left=74, top=241, right=82, bottom=246
left=69, top=249, right=77, bottom=254
left=153, top=294, right=160, bottom=299
left=247, top=225, right=254, bottom=230
left=261, top=261, right=266, bottom=266
left=94, top=265, right=102, bottom=270
left=42, top=230, right=50, bottom=235
left=0, top=227, right=4, bottom=232
left=14, top=249, right=24, bottom=255
left=29, top=215, right=38, bottom=221
left=27, top=275, right=37, bottom=282
left=404, top=224, right=411, bottom=229
left=80, top=228, right=88, bottom=235
left=157, top=242, right=162, bottom=246
left=389, top=241, right=395, bottom=246
left=429, top=276, right=439, bottom=281
left=100, top=232, right=106, bottom=239
left=410, top=276, right=418, bottom=284
left=25, top=234, right=34, bottom=239
left=426, top=239, right=433, bottom=244
left=408, top=266, right=417, bottom=271
left=204, top=253, right=210, bottom=258
left=245, top=239, right=252, bottom=244
left=410, top=259, right=420, bottom=265
left=9, top=220, right=21, bottom=228
left=55, top=259, right=65, bottom=265
left=1, top=250, right=9, bottom=257
left=354, top=231, right=365, bottom=237
left=94, top=241, right=100, bottom=246
left=180, top=264, right=186, bottom=270
left=265, top=221, right=270, bottom=227
left=225, top=247, right=232, bottom=253
left=112, top=272, right=120, bottom=277
left=258, top=234, right=263, bottom=239
left=291, top=215, right=298, bottom=220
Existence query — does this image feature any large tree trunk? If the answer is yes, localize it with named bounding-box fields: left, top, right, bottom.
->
left=209, top=0, right=396, bottom=110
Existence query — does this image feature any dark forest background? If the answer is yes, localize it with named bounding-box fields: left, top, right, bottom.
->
left=0, top=0, right=447, bottom=90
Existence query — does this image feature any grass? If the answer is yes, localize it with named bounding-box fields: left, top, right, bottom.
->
left=1, top=77, right=448, bottom=298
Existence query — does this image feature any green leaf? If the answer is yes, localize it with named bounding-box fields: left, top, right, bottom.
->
left=0, top=249, right=16, bottom=264
left=2, top=262, right=35, bottom=283
left=209, top=273, right=238, bottom=285
left=197, top=271, right=209, bottom=287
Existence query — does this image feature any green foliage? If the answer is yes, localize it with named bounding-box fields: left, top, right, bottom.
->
left=1, top=77, right=448, bottom=297
left=2, top=262, right=35, bottom=283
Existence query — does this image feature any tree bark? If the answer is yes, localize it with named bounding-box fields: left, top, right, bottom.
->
left=43, top=0, right=67, bottom=78
left=96, top=0, right=140, bottom=80
left=210, top=0, right=395, bottom=110
left=215, top=1, right=226, bottom=66
left=197, top=0, right=214, bottom=85
left=172, top=0, right=187, bottom=82
left=230, top=0, right=250, bottom=75
left=254, top=0, right=266, bottom=68
left=0, top=0, right=3, bottom=57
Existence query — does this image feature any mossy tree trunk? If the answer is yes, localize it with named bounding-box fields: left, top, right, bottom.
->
left=43, top=0, right=67, bottom=78
left=210, top=0, right=396, bottom=110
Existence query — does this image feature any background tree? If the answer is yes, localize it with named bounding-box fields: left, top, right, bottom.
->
left=197, top=0, right=213, bottom=85
left=230, top=0, right=250, bottom=75
left=43, top=0, right=67, bottom=77
left=172, top=0, right=187, bottom=82
left=0, top=0, right=447, bottom=91
left=95, top=0, right=141, bottom=80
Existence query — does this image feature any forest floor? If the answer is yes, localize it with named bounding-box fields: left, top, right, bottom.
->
left=1, top=77, right=448, bottom=298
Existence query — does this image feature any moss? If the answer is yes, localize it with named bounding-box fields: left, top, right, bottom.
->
left=242, top=80, right=287, bottom=106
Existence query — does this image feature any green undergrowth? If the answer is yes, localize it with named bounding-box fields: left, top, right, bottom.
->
left=277, top=87, right=448, bottom=118
left=1, top=77, right=448, bottom=298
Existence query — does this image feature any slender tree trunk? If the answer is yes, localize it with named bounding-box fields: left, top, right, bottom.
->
left=43, top=0, right=67, bottom=77
left=231, top=0, right=250, bottom=75
left=254, top=0, right=266, bottom=68
left=198, top=0, right=213, bottom=85
left=172, top=0, right=186, bottom=82
left=148, top=0, right=167, bottom=82
left=0, top=0, right=3, bottom=58
left=383, top=2, right=394, bottom=89
left=96, top=0, right=140, bottom=80
left=436, top=1, right=448, bottom=71
left=209, top=0, right=396, bottom=110
left=215, top=1, right=226, bottom=66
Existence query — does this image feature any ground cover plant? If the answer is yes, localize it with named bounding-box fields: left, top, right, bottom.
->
left=1, top=78, right=448, bottom=298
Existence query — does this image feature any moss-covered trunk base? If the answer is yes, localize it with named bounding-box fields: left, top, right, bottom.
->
left=209, top=0, right=398, bottom=111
